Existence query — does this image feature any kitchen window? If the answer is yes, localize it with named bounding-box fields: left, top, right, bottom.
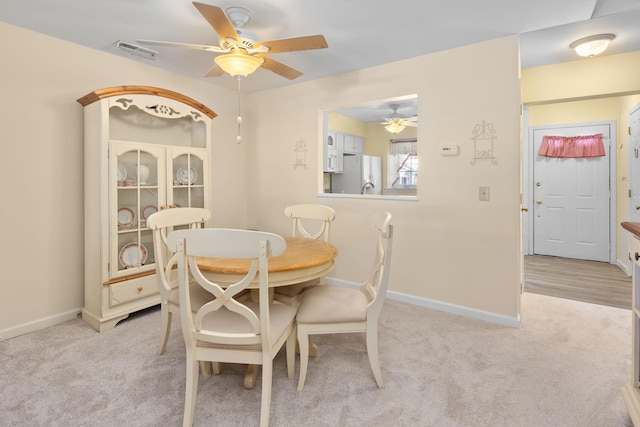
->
left=388, top=138, right=418, bottom=188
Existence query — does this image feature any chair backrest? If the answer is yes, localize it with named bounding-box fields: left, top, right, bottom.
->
left=167, top=228, right=286, bottom=347
left=284, top=204, right=336, bottom=241
left=362, top=212, right=393, bottom=319
left=146, top=208, right=211, bottom=298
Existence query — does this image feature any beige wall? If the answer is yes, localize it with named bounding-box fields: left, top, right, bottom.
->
left=522, top=52, right=640, bottom=272
left=245, top=36, right=522, bottom=322
left=0, top=22, right=522, bottom=337
left=0, top=22, right=243, bottom=336
left=522, top=51, right=640, bottom=104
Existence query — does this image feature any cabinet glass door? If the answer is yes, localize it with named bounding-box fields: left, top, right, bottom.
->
left=169, top=148, right=207, bottom=209
left=112, top=142, right=164, bottom=278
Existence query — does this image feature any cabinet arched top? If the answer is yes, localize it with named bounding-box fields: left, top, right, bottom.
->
left=76, top=85, right=217, bottom=119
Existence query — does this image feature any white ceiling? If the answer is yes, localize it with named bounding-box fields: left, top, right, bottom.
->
left=2, top=0, right=640, bottom=118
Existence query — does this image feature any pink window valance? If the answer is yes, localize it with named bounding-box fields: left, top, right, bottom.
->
left=538, top=134, right=605, bottom=158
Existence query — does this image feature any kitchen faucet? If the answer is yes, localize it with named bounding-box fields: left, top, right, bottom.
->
left=361, top=181, right=374, bottom=194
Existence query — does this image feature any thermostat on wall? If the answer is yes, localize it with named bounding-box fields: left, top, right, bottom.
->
left=441, top=145, right=459, bottom=156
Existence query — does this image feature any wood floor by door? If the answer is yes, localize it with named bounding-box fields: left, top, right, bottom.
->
left=523, top=255, right=630, bottom=310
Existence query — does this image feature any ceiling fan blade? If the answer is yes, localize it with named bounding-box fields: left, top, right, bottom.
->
left=260, top=56, right=303, bottom=80
left=192, top=2, right=239, bottom=42
left=204, top=64, right=225, bottom=77
left=254, top=35, right=328, bottom=53
left=136, top=39, right=227, bottom=53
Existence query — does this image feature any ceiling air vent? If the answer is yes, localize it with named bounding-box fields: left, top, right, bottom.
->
left=113, top=40, right=157, bottom=60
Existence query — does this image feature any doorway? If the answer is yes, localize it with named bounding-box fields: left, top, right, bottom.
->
left=629, top=104, right=640, bottom=224
left=524, top=121, right=616, bottom=264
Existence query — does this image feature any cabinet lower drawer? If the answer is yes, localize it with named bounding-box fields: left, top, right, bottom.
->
left=110, top=277, right=158, bottom=306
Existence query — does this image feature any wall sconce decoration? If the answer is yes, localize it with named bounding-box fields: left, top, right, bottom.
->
left=294, top=138, right=307, bottom=169
left=470, top=120, right=498, bottom=165
left=569, top=34, right=615, bottom=58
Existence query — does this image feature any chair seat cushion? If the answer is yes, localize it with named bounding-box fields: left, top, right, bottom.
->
left=297, top=285, right=368, bottom=324
left=200, top=301, right=297, bottom=339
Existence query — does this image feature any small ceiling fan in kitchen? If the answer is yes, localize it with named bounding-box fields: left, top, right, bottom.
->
left=136, top=1, right=328, bottom=80
left=381, top=104, right=418, bottom=135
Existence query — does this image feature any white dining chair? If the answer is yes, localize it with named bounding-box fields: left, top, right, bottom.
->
left=295, top=212, right=393, bottom=391
left=167, top=228, right=297, bottom=427
left=274, top=204, right=336, bottom=306
left=146, top=207, right=212, bottom=355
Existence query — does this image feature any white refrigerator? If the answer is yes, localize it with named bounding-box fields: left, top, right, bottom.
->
left=332, top=154, right=382, bottom=195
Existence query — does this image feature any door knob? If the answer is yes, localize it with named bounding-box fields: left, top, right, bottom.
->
left=536, top=200, right=543, bottom=205
left=535, top=182, right=541, bottom=187
left=521, top=207, right=529, bottom=212
left=636, top=205, right=640, bottom=210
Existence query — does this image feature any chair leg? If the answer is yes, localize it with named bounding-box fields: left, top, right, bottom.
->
left=183, top=356, right=199, bottom=427
left=157, top=305, right=172, bottom=355
left=296, top=337, right=318, bottom=357
left=366, top=323, right=384, bottom=388
left=199, top=361, right=211, bottom=378
left=212, top=362, right=221, bottom=375
left=297, top=325, right=310, bottom=391
left=260, top=358, right=273, bottom=427
left=244, top=365, right=259, bottom=389
left=286, top=325, right=296, bottom=379
left=198, top=361, right=221, bottom=378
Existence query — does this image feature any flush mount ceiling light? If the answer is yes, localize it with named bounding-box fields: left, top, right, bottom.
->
left=569, top=34, right=615, bottom=58
left=113, top=40, right=157, bottom=60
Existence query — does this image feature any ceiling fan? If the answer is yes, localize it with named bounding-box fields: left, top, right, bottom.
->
left=381, top=104, right=418, bottom=134
left=136, top=2, right=328, bottom=80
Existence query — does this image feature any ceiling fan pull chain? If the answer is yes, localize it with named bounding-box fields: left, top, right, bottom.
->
left=236, top=77, right=242, bottom=144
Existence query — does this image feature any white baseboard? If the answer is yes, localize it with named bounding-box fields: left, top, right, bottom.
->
left=617, top=258, right=632, bottom=277
left=0, top=308, right=82, bottom=341
left=326, top=278, right=521, bottom=329
left=2, top=277, right=523, bottom=341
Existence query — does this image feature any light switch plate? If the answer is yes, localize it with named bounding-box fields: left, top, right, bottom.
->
left=479, top=186, right=490, bottom=201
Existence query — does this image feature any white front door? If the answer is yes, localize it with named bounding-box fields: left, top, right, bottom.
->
left=532, top=123, right=613, bottom=262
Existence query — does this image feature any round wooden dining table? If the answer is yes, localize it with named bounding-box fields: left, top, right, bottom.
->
left=195, top=236, right=338, bottom=389
left=196, top=236, right=338, bottom=287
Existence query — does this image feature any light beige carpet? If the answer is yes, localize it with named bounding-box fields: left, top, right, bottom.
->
left=0, top=293, right=633, bottom=426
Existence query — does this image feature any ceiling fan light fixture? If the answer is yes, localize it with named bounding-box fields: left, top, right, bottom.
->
left=569, top=34, right=615, bottom=58
left=214, top=51, right=263, bottom=78
left=385, top=120, right=407, bottom=135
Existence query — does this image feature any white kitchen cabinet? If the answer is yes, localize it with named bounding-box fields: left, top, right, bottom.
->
left=342, top=132, right=364, bottom=154
left=324, top=130, right=344, bottom=173
left=77, top=86, right=216, bottom=332
left=343, top=133, right=355, bottom=154
left=334, top=132, right=344, bottom=172
left=353, top=135, right=364, bottom=154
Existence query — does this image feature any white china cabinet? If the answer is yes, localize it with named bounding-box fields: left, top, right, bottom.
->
left=77, top=86, right=216, bottom=332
